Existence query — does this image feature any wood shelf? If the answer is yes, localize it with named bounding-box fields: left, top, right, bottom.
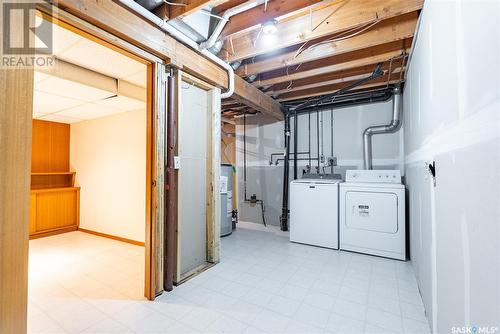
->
left=31, top=171, right=76, bottom=190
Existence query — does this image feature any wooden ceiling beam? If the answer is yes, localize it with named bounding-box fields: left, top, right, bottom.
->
left=267, top=60, right=404, bottom=95
left=219, top=0, right=323, bottom=39
left=254, top=39, right=411, bottom=87
left=276, top=72, right=403, bottom=101
left=222, top=0, right=423, bottom=62
left=169, top=0, right=214, bottom=19
left=52, top=0, right=283, bottom=120
left=235, top=12, right=418, bottom=77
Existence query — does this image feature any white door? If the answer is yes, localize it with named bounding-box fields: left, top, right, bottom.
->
left=177, top=82, right=209, bottom=279
left=344, top=191, right=398, bottom=233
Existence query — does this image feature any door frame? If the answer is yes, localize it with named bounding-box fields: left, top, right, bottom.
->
left=174, top=70, right=221, bottom=284
left=34, top=4, right=167, bottom=300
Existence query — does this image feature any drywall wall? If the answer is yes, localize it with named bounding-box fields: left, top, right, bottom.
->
left=404, top=0, right=500, bottom=331
left=70, top=109, right=146, bottom=243
left=235, top=100, right=403, bottom=225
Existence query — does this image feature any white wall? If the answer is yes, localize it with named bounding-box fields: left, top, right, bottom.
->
left=70, top=109, right=147, bottom=242
left=236, top=100, right=403, bottom=225
left=404, top=0, right=500, bottom=331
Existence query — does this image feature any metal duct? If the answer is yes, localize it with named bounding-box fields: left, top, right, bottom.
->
left=135, top=0, right=164, bottom=11
left=201, top=0, right=266, bottom=50
left=362, top=84, right=402, bottom=170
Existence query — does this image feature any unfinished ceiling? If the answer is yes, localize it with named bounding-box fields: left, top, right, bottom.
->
left=33, top=18, right=147, bottom=124
left=139, top=0, right=423, bottom=118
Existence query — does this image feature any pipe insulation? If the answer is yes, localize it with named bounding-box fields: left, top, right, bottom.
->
left=118, top=0, right=234, bottom=98
left=363, top=85, right=402, bottom=170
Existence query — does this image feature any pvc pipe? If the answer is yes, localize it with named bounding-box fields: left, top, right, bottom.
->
left=200, top=0, right=266, bottom=50
left=118, top=0, right=234, bottom=98
left=362, top=85, right=402, bottom=169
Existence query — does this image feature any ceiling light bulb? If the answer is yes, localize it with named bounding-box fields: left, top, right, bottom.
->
left=262, top=20, right=277, bottom=35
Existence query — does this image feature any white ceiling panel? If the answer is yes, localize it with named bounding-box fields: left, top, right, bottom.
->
left=34, top=71, right=50, bottom=84
left=33, top=90, right=84, bottom=115
left=35, top=17, right=81, bottom=55
left=94, top=95, right=146, bottom=112
left=38, top=113, right=83, bottom=124
left=56, top=103, right=123, bottom=121
left=124, top=70, right=147, bottom=87
left=36, top=76, right=115, bottom=102
left=58, top=38, right=146, bottom=85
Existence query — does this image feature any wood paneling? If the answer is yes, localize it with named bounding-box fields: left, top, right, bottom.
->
left=33, top=188, right=80, bottom=231
left=31, top=120, right=70, bottom=173
left=0, top=2, right=34, bottom=331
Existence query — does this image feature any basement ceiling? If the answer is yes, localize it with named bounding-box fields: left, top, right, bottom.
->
left=33, top=18, right=147, bottom=124
left=142, top=0, right=423, bottom=118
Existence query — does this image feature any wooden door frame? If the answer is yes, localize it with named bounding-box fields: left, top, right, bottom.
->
left=34, top=4, right=166, bottom=300
left=174, top=71, right=221, bottom=284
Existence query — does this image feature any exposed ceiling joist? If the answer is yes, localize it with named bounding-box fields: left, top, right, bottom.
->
left=267, top=59, right=404, bottom=95
left=155, top=0, right=221, bottom=20
left=52, top=0, right=283, bottom=119
left=235, top=12, right=417, bottom=77
left=221, top=0, right=423, bottom=62
left=254, top=40, right=411, bottom=87
left=218, top=0, right=323, bottom=39
left=277, top=71, right=403, bottom=101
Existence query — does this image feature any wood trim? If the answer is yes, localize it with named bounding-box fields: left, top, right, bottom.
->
left=78, top=228, right=145, bottom=247
left=145, top=62, right=156, bottom=300
left=29, top=226, right=78, bottom=240
left=0, top=3, right=34, bottom=332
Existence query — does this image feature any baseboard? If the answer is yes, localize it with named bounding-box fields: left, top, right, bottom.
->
left=78, top=228, right=145, bottom=246
left=30, top=225, right=78, bottom=239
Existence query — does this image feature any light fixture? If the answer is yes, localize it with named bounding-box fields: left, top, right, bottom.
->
left=262, top=19, right=277, bottom=35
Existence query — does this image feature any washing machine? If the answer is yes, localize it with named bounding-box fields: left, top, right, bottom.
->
left=340, top=170, right=406, bottom=260
left=290, top=178, right=340, bottom=249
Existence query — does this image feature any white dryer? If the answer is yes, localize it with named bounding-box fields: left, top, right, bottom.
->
left=340, top=170, right=406, bottom=260
left=290, top=178, right=340, bottom=249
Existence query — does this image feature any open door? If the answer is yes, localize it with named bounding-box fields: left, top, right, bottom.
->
left=174, top=71, right=221, bottom=284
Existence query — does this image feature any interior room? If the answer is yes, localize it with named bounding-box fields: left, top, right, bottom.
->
left=1, top=1, right=499, bottom=334
left=27, top=17, right=149, bottom=333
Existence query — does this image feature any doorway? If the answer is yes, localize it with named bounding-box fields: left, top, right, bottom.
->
left=27, top=11, right=162, bottom=332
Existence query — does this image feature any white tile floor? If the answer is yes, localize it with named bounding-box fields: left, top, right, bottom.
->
left=28, top=223, right=431, bottom=334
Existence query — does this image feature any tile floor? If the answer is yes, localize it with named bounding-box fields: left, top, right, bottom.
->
left=28, top=223, right=431, bottom=334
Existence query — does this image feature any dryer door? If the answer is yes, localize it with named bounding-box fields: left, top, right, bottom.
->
left=345, top=191, right=398, bottom=233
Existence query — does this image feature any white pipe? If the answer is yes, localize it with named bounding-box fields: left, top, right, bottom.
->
left=200, top=0, right=266, bottom=50
left=118, top=0, right=234, bottom=98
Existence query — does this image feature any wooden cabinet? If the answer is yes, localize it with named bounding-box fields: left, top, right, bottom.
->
left=29, top=172, right=80, bottom=238
left=30, top=187, right=80, bottom=237
left=29, top=120, right=80, bottom=239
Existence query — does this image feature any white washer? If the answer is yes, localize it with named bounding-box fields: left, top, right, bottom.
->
left=290, top=178, right=340, bottom=249
left=340, top=170, right=406, bottom=260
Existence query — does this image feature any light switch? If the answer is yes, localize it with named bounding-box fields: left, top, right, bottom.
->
left=174, top=156, right=181, bottom=169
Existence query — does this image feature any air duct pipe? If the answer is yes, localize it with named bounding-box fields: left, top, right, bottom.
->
left=200, top=0, right=266, bottom=50
left=118, top=0, right=234, bottom=98
left=362, top=85, right=402, bottom=170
